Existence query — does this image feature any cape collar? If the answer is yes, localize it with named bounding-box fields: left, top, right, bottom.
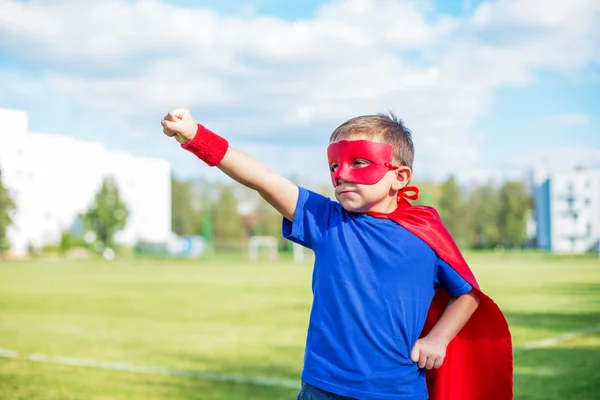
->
left=366, top=185, right=419, bottom=219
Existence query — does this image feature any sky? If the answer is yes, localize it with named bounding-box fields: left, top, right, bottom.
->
left=0, top=0, right=599, bottom=186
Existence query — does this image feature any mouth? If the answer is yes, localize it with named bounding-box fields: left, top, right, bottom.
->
left=336, top=187, right=357, bottom=196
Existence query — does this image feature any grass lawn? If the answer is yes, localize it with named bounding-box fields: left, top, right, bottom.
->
left=0, top=252, right=599, bottom=399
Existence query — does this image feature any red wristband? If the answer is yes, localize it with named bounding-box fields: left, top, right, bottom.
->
left=181, top=124, right=229, bottom=167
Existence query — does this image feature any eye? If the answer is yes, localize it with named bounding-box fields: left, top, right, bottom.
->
left=352, top=158, right=371, bottom=168
left=329, top=162, right=338, bottom=172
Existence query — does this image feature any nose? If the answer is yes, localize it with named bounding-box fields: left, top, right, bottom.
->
left=330, top=164, right=352, bottom=187
left=333, top=166, right=347, bottom=186
left=335, top=177, right=349, bottom=186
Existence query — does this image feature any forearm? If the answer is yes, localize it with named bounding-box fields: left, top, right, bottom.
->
left=217, top=147, right=298, bottom=220
left=426, top=291, right=481, bottom=345
left=217, top=147, right=277, bottom=191
left=162, top=114, right=299, bottom=221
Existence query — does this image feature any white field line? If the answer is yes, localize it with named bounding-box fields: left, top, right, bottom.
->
left=1, top=325, right=599, bottom=388
left=513, top=324, right=600, bottom=353
left=0, top=349, right=299, bottom=389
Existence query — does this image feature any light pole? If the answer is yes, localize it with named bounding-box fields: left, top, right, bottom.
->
left=202, top=187, right=215, bottom=259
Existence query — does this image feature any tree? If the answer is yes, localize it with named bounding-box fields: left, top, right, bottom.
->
left=0, top=167, right=16, bottom=257
left=252, top=197, right=285, bottom=247
left=80, top=176, right=129, bottom=252
left=465, top=183, right=501, bottom=249
left=412, top=180, right=439, bottom=208
left=212, top=185, right=245, bottom=251
left=498, top=181, right=531, bottom=248
left=437, top=176, right=466, bottom=244
left=171, top=177, right=197, bottom=236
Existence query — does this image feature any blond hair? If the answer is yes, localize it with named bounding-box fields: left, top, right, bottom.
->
left=329, top=112, right=414, bottom=170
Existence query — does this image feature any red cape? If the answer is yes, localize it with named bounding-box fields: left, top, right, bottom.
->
left=368, top=188, right=513, bottom=400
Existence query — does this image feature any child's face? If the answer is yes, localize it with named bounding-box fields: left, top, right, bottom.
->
left=327, top=138, right=410, bottom=213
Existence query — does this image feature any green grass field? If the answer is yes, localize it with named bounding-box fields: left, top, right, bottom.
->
left=1, top=252, right=599, bottom=399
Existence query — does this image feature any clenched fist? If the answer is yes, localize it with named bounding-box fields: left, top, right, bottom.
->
left=410, top=336, right=447, bottom=370
left=161, top=108, right=198, bottom=145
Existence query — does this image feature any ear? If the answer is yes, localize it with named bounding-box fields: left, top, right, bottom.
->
left=392, top=166, right=412, bottom=191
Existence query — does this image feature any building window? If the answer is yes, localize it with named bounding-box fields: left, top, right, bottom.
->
left=565, top=193, right=574, bottom=208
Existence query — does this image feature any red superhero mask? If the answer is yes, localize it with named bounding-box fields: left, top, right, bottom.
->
left=327, top=140, right=399, bottom=186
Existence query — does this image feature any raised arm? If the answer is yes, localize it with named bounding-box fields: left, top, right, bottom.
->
left=216, top=147, right=298, bottom=221
left=161, top=109, right=298, bottom=221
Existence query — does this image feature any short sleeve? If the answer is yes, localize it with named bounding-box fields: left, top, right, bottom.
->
left=282, top=186, right=338, bottom=250
left=435, top=257, right=473, bottom=296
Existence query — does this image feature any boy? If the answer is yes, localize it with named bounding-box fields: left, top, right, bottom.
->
left=161, top=109, right=513, bottom=400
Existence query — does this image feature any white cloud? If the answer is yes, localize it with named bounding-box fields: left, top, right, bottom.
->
left=0, top=0, right=598, bottom=183
left=539, top=113, right=592, bottom=127
left=511, top=145, right=600, bottom=173
left=468, top=0, right=600, bottom=74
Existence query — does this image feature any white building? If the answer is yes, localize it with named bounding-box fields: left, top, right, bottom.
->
left=0, top=108, right=171, bottom=256
left=533, top=169, right=600, bottom=254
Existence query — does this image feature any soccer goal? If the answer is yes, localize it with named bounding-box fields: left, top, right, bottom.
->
left=248, top=236, right=279, bottom=262
left=292, top=242, right=306, bottom=263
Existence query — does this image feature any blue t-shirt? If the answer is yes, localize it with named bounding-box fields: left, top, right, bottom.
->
left=283, top=187, right=472, bottom=400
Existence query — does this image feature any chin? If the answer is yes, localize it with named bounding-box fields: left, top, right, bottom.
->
left=335, top=194, right=372, bottom=213
left=338, top=201, right=368, bottom=213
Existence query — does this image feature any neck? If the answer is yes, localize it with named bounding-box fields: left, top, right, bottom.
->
left=367, top=196, right=398, bottom=214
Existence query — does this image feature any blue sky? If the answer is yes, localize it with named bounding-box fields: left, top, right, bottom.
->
left=0, top=0, right=598, bottom=185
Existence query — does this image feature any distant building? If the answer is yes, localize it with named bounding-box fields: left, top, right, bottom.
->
left=0, top=108, right=171, bottom=256
left=533, top=169, right=600, bottom=254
